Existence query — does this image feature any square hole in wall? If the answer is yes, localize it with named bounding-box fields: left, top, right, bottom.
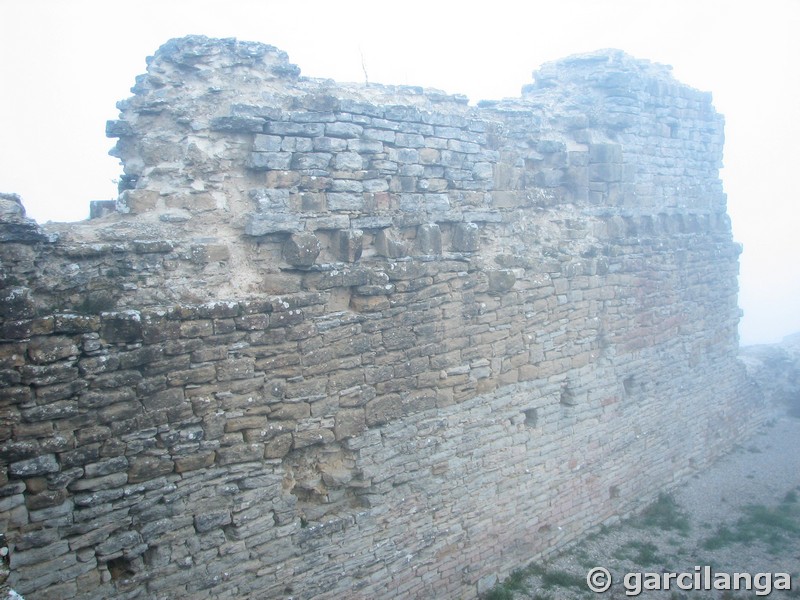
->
left=623, top=376, right=635, bottom=396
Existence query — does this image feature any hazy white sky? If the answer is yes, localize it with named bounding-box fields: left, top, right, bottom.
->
left=0, top=0, right=798, bottom=345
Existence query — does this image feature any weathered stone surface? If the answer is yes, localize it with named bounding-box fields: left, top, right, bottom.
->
left=244, top=213, right=302, bottom=235
left=452, top=222, right=480, bottom=251
left=0, top=37, right=766, bottom=600
left=9, top=455, right=59, bottom=477
left=126, top=457, right=174, bottom=483
left=487, top=269, right=516, bottom=294
left=100, top=311, right=142, bottom=343
left=336, top=229, right=363, bottom=263
left=416, top=223, right=442, bottom=254
left=282, top=232, right=321, bottom=267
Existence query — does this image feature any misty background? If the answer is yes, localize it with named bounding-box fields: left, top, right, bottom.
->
left=0, top=0, right=797, bottom=346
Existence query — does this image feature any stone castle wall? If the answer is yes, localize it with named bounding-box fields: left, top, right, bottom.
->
left=0, top=36, right=767, bottom=598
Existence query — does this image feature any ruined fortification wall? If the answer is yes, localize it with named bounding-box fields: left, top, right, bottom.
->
left=0, top=36, right=767, bottom=599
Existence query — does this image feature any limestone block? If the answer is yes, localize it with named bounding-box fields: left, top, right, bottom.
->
left=416, top=223, right=442, bottom=254
left=249, top=188, right=290, bottom=211
left=292, top=152, right=332, bottom=170
left=313, top=136, right=348, bottom=152
left=247, top=152, right=292, bottom=170
left=9, top=454, right=59, bottom=477
left=292, top=428, right=335, bottom=448
left=452, top=222, right=480, bottom=252
left=105, top=119, right=133, bottom=137
left=100, top=311, right=142, bottom=343
left=337, top=229, right=363, bottom=263
left=365, top=394, right=403, bottom=426
left=120, top=189, right=159, bottom=214
left=245, top=213, right=302, bottom=236
left=25, top=336, right=79, bottom=367
left=333, top=151, right=364, bottom=171
left=209, top=115, right=265, bottom=132
left=325, top=122, right=363, bottom=138
left=215, top=444, right=263, bottom=466
left=487, top=270, right=517, bottom=294
left=589, top=162, right=623, bottom=183
left=127, top=456, right=174, bottom=483
left=589, top=143, right=623, bottom=163
left=190, top=243, right=230, bottom=263
left=0, top=287, right=35, bottom=321
left=533, top=168, right=564, bottom=188
left=351, top=216, right=392, bottom=230
left=350, top=295, right=389, bottom=312
left=375, top=229, right=410, bottom=258
left=265, top=122, right=324, bottom=137
left=463, top=210, right=502, bottom=223
left=283, top=232, right=321, bottom=267
left=194, top=510, right=232, bottom=533
left=253, top=134, right=282, bottom=152
left=327, top=192, right=364, bottom=211
left=264, top=434, right=293, bottom=458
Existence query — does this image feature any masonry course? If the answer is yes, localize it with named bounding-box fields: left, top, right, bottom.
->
left=0, top=36, right=769, bottom=598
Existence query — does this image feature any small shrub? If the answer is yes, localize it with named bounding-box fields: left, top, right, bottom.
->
left=703, top=496, right=800, bottom=553
left=635, top=493, right=690, bottom=533
left=613, top=541, right=664, bottom=567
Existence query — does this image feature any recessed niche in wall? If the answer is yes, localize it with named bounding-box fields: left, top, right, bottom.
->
left=623, top=376, right=635, bottom=396
left=107, top=556, right=136, bottom=581
left=560, top=386, right=577, bottom=406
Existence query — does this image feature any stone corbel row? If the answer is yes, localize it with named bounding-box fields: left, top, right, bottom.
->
left=252, top=221, right=482, bottom=268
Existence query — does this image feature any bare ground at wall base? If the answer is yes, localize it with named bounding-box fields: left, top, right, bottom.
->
left=486, top=415, right=800, bottom=600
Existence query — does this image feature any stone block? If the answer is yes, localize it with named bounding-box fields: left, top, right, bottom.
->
left=265, top=121, right=324, bottom=137
left=292, top=152, right=332, bottom=170
left=375, top=229, right=410, bottom=258
left=452, top=222, right=480, bottom=251
left=100, top=311, right=142, bottom=343
left=487, top=269, right=516, bottom=294
left=334, top=409, right=366, bottom=440
left=325, top=122, right=362, bottom=138
left=365, top=394, right=403, bottom=426
left=191, top=243, right=230, bottom=263
left=26, top=336, right=79, bottom=364
left=533, top=168, right=564, bottom=188
left=253, top=134, right=283, bottom=152
left=0, top=287, right=35, bottom=320
left=210, top=115, right=265, bottom=132
left=174, top=452, right=215, bottom=473
left=588, top=143, right=623, bottom=163
left=283, top=232, right=321, bottom=267
left=247, top=152, right=292, bottom=170
left=337, top=229, right=363, bottom=263
left=194, top=510, right=232, bottom=533
left=588, top=162, right=623, bottom=183
left=105, top=119, right=133, bottom=137
left=249, top=188, right=290, bottom=211
left=127, top=456, right=174, bottom=483
left=351, top=216, right=392, bottom=230
left=9, top=454, right=59, bottom=477
left=216, top=444, right=263, bottom=466
left=263, top=433, right=293, bottom=459
left=244, top=213, right=302, bottom=236
left=327, top=192, right=364, bottom=211
left=292, top=428, right=335, bottom=448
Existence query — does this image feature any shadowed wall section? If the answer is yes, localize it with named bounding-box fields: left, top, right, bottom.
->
left=0, top=36, right=768, bottom=599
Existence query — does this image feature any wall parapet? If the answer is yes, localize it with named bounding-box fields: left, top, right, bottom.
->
left=0, top=36, right=764, bottom=599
